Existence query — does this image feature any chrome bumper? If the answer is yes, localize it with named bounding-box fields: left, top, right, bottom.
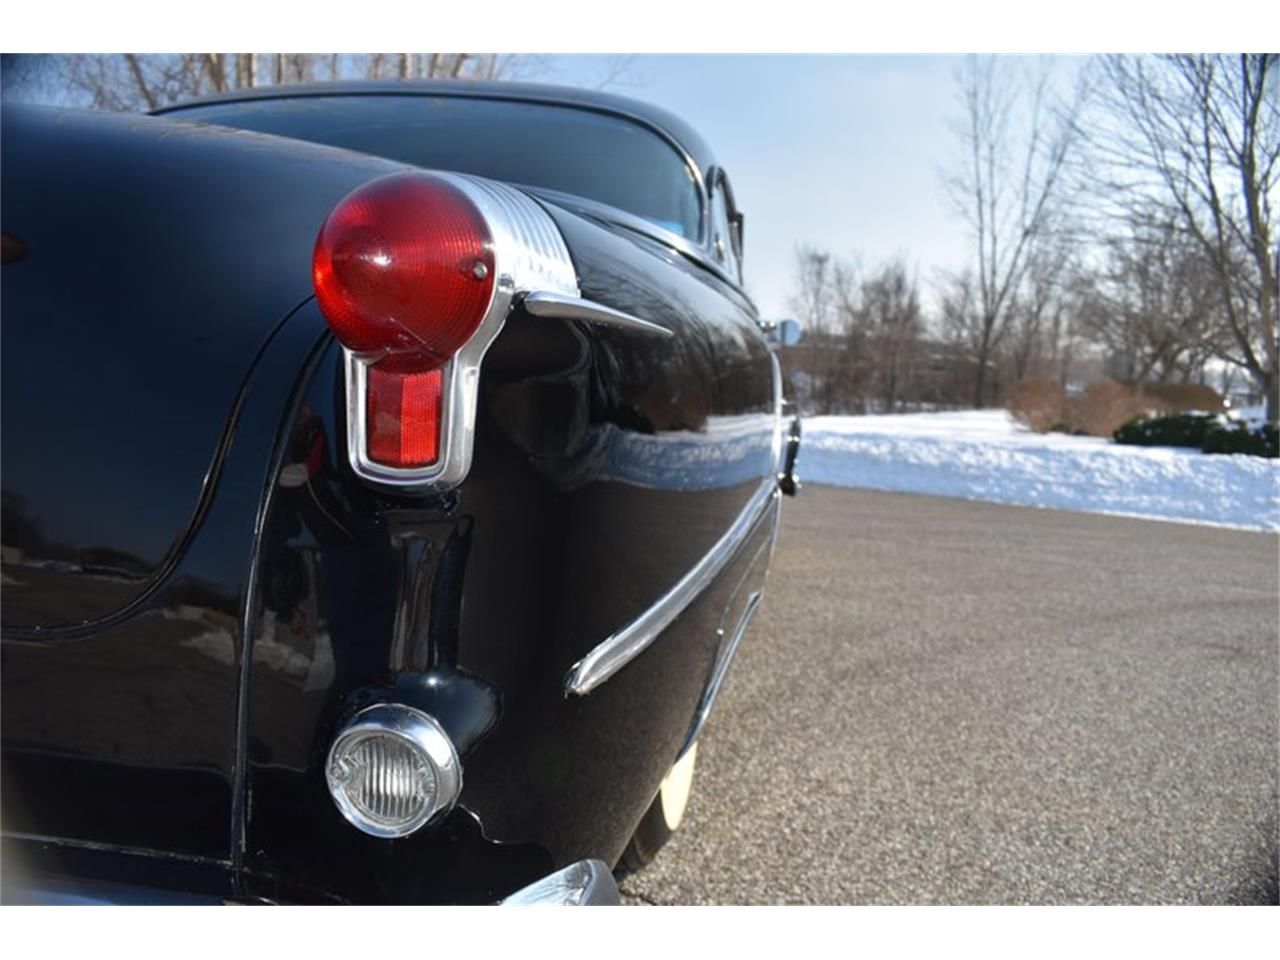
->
left=500, top=859, right=620, bottom=905
left=3, top=845, right=619, bottom=905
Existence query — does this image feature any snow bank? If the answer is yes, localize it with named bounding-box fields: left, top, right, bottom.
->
left=800, top=410, right=1279, bottom=532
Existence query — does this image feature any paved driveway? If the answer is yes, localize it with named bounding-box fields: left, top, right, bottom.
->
left=620, top=486, right=1279, bottom=904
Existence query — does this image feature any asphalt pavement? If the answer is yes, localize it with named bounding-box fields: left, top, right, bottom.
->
left=619, top=486, right=1279, bottom=905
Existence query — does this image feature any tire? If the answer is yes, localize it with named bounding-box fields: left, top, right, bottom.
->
left=618, top=743, right=699, bottom=875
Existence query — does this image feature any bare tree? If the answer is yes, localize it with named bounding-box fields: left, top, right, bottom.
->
left=936, top=268, right=993, bottom=400
left=1077, top=213, right=1222, bottom=384
left=830, top=258, right=870, bottom=412
left=57, top=54, right=205, bottom=112
left=943, top=55, right=1086, bottom=408
left=200, top=54, right=223, bottom=92
left=784, top=246, right=876, bottom=413
left=233, top=53, right=257, bottom=89
left=786, top=247, right=842, bottom=413
left=4, top=53, right=550, bottom=113
left=37, top=54, right=236, bottom=110
left=1045, top=269, right=1088, bottom=389
left=372, top=53, right=528, bottom=82
left=857, top=258, right=923, bottom=412
left=1092, top=54, right=1279, bottom=421
left=0, top=54, right=60, bottom=97
left=592, top=55, right=641, bottom=90
left=789, top=246, right=838, bottom=339
left=1004, top=240, right=1073, bottom=383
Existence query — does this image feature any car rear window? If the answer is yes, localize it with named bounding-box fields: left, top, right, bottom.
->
left=168, top=94, right=704, bottom=241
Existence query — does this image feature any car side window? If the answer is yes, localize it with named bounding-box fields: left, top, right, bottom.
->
left=709, top=170, right=743, bottom=283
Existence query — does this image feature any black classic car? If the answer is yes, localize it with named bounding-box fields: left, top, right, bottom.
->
left=0, top=81, right=801, bottom=905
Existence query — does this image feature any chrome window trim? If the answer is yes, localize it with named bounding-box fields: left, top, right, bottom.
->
left=341, top=171, right=578, bottom=492
left=707, top=166, right=744, bottom=261
left=564, top=476, right=780, bottom=696
left=706, top=165, right=742, bottom=283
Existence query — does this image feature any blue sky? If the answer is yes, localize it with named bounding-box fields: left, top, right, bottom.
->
left=547, top=54, right=987, bottom=317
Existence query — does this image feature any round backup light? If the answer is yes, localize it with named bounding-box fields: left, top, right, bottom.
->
left=325, top=704, right=462, bottom=839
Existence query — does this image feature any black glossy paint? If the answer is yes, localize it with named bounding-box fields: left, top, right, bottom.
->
left=235, top=210, right=777, bottom=900
left=1, top=103, right=412, bottom=861
left=0, top=104, right=407, bottom=632
left=1, top=95, right=782, bottom=903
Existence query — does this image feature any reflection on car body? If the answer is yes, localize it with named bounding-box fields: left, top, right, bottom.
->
left=0, top=80, right=801, bottom=904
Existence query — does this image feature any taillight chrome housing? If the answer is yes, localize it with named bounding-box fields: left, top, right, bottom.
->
left=313, top=171, right=578, bottom=490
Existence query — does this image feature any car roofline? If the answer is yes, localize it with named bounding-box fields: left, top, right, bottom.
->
left=153, top=79, right=719, bottom=186
left=155, top=80, right=759, bottom=295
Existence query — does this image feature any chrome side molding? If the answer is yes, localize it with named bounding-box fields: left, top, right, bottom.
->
left=522, top=290, right=672, bottom=338
left=679, top=589, right=764, bottom=757
left=564, top=477, right=779, bottom=696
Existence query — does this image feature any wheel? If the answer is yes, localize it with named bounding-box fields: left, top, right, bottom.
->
left=618, top=743, right=699, bottom=875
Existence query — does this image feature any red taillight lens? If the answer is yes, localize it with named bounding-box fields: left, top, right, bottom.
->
left=367, top=362, right=443, bottom=468
left=313, top=173, right=495, bottom=368
left=314, top=173, right=495, bottom=471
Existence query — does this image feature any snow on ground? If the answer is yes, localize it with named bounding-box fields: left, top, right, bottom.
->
left=800, top=410, right=1280, bottom=532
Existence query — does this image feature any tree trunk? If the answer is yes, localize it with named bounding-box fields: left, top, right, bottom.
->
left=972, top=360, right=987, bottom=409
left=203, top=53, right=227, bottom=92
left=122, top=54, right=158, bottom=111
left=973, top=318, right=995, bottom=408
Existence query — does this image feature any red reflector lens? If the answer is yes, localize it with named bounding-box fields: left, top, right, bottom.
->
left=366, top=363, right=444, bottom=468
left=313, top=173, right=495, bottom=368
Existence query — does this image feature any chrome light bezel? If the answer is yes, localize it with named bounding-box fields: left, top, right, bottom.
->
left=340, top=171, right=579, bottom=493
left=325, top=703, right=462, bottom=839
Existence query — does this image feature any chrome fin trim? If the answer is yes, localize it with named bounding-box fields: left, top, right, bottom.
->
left=341, top=171, right=578, bottom=492
left=454, top=174, right=580, bottom=299
left=522, top=290, right=672, bottom=338
left=564, top=477, right=779, bottom=696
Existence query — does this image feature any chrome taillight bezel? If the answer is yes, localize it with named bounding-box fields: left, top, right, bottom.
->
left=338, top=172, right=579, bottom=492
